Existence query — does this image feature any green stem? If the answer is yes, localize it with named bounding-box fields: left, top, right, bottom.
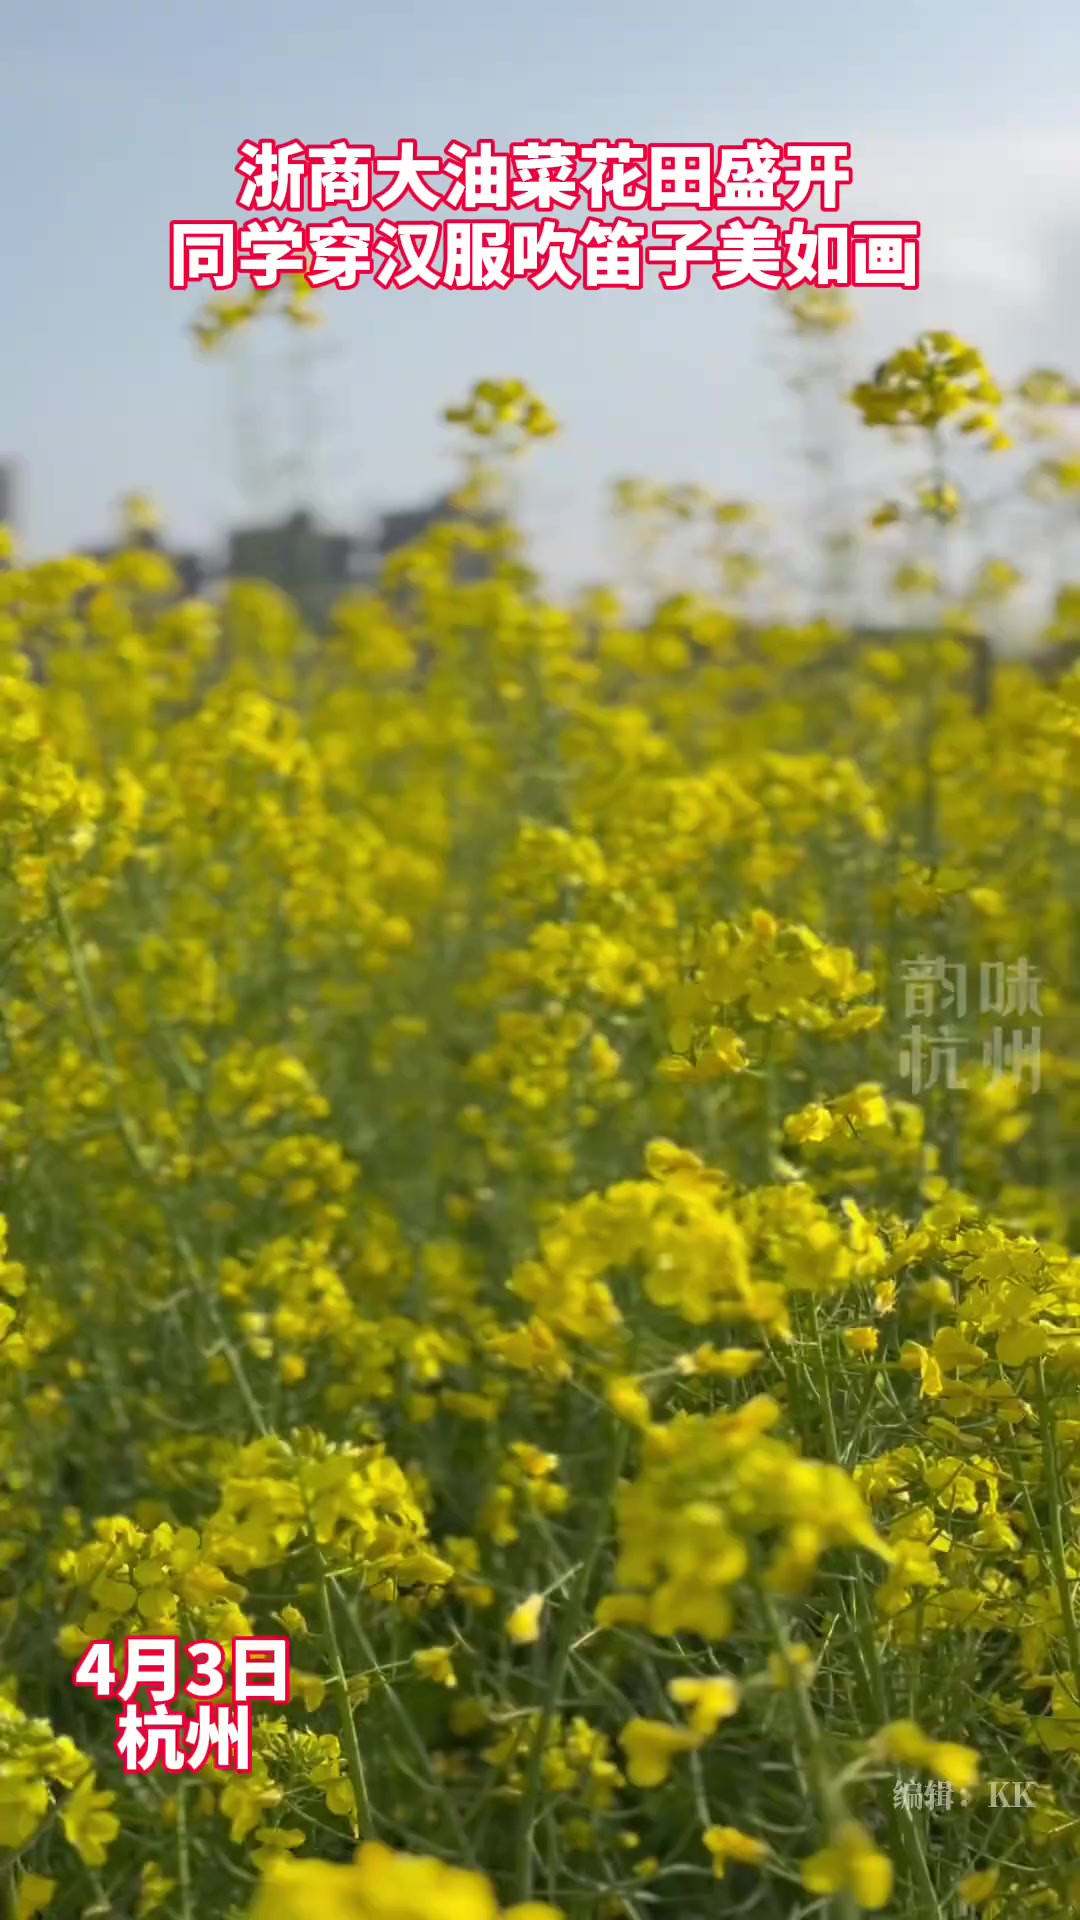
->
left=52, top=879, right=380, bottom=1881
left=807, top=1296, right=842, bottom=1463
left=176, top=1781, right=194, bottom=1920
left=762, top=1593, right=860, bottom=1920
left=315, top=1560, right=374, bottom=1840
left=1037, top=1360, right=1080, bottom=1706
left=336, top=1587, right=474, bottom=1859
left=806, top=1301, right=939, bottom=1917
left=852, top=1565, right=941, bottom=1920
left=514, top=1422, right=628, bottom=1902
left=760, top=1026, right=778, bottom=1185
left=50, top=879, right=268, bottom=1439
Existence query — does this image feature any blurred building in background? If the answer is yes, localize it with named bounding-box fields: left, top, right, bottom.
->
left=0, top=460, right=19, bottom=533
left=218, top=490, right=492, bottom=620
left=85, top=522, right=206, bottom=597
left=7, top=472, right=499, bottom=617
left=222, top=508, right=354, bottom=624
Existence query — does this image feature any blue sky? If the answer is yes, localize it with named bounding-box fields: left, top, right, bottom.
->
left=7, top=0, right=1080, bottom=592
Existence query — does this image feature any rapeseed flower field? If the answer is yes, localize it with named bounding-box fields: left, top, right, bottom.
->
left=1, top=306, right=1078, bottom=1919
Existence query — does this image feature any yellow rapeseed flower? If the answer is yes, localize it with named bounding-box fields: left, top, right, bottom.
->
left=618, top=1720, right=703, bottom=1788
left=507, top=1594, right=545, bottom=1646
left=801, top=1822, right=894, bottom=1911
left=703, top=1825, right=770, bottom=1876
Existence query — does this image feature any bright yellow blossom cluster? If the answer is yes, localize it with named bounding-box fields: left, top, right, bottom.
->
left=851, top=330, right=1010, bottom=448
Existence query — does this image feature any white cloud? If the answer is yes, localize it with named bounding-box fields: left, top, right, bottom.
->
left=851, top=129, right=1080, bottom=311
